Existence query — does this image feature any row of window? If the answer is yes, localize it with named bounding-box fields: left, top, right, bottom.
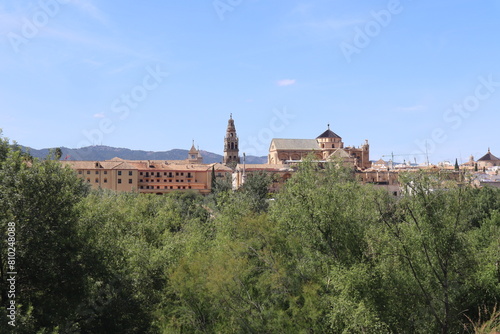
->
left=140, top=179, right=192, bottom=183
left=86, top=178, right=133, bottom=184
left=80, top=170, right=133, bottom=176
left=140, top=172, right=193, bottom=177
left=140, top=186, right=192, bottom=190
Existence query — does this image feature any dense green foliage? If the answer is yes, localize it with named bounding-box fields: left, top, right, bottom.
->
left=1, top=135, right=500, bottom=333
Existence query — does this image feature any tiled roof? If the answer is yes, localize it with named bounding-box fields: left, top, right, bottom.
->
left=62, top=159, right=232, bottom=172
left=270, top=139, right=319, bottom=150
left=478, top=150, right=500, bottom=161
left=235, top=164, right=293, bottom=172
left=316, top=129, right=341, bottom=139
left=373, top=159, right=387, bottom=165
left=327, top=148, right=351, bottom=159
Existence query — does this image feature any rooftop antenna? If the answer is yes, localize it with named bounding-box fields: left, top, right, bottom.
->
left=242, top=152, right=246, bottom=185
left=426, top=140, right=430, bottom=166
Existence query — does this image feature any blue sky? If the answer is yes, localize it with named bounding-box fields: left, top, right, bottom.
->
left=1, top=0, right=499, bottom=163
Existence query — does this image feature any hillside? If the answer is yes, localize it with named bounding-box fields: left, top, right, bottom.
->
left=24, top=145, right=267, bottom=164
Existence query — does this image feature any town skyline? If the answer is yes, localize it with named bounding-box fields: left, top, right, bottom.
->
left=1, top=1, right=499, bottom=164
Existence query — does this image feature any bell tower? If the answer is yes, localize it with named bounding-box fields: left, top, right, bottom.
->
left=223, top=114, right=240, bottom=164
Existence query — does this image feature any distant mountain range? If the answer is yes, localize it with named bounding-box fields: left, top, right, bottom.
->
left=23, top=145, right=268, bottom=164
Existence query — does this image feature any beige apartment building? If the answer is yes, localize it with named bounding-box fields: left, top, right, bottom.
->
left=62, top=144, right=232, bottom=195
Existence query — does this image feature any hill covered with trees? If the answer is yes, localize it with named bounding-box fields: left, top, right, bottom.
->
left=22, top=145, right=267, bottom=164
left=1, top=132, right=500, bottom=333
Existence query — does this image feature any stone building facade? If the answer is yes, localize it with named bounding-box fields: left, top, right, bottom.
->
left=267, top=126, right=370, bottom=169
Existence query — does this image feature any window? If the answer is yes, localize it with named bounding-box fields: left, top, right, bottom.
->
left=86, top=178, right=90, bottom=182
left=118, top=171, right=122, bottom=176
left=118, top=179, right=122, bottom=184
left=96, top=171, right=99, bottom=174
left=181, top=172, right=184, bottom=176
left=104, top=171, right=107, bottom=175
left=78, top=171, right=82, bottom=174
left=140, top=186, right=143, bottom=189
left=87, top=171, right=90, bottom=175
left=176, top=172, right=179, bottom=176
left=104, top=179, right=108, bottom=183
left=140, top=172, right=143, bottom=176
left=129, top=179, right=132, bottom=184
left=95, top=178, right=98, bottom=183
left=129, top=171, right=133, bottom=176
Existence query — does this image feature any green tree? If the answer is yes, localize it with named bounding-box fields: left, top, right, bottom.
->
left=210, top=165, right=216, bottom=192
left=239, top=171, right=272, bottom=213
left=369, top=171, right=495, bottom=333
left=0, top=143, right=90, bottom=332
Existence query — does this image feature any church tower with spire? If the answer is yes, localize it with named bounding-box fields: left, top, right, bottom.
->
left=188, top=140, right=203, bottom=164
left=223, top=114, right=240, bottom=164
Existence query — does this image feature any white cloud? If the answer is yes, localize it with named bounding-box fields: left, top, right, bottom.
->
left=396, top=105, right=427, bottom=112
left=277, top=79, right=296, bottom=87
left=67, top=0, right=108, bottom=25
left=93, top=113, right=105, bottom=118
